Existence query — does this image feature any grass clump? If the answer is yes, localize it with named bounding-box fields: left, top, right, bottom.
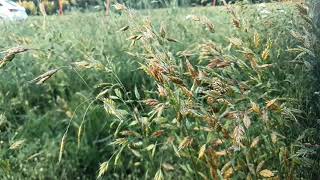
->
left=91, top=2, right=313, bottom=179
left=0, top=1, right=319, bottom=179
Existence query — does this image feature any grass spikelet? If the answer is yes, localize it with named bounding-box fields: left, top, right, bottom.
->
left=207, top=58, right=231, bottom=69
left=148, top=65, right=165, bottom=84
left=178, top=137, right=193, bottom=151
left=205, top=21, right=215, bottom=33
left=6, top=47, right=30, bottom=54
left=262, top=110, right=269, bottom=122
left=162, top=163, right=174, bottom=171
left=0, top=47, right=30, bottom=68
left=261, top=48, right=270, bottom=61
left=257, top=64, right=273, bottom=69
left=179, top=86, right=193, bottom=98
left=198, top=144, right=206, bottom=159
left=254, top=31, right=260, bottom=48
left=300, top=14, right=313, bottom=28
left=160, top=24, right=166, bottom=38
left=128, top=35, right=139, bottom=40
left=223, top=167, right=234, bottom=179
left=221, top=161, right=232, bottom=175
left=250, top=101, right=260, bottom=114
left=166, top=37, right=179, bottom=43
left=72, top=61, right=103, bottom=70
left=9, top=139, right=25, bottom=150
left=249, top=57, right=258, bottom=69
left=97, top=161, right=109, bottom=178
left=295, top=4, right=308, bottom=16
left=186, top=59, right=198, bottom=79
left=232, top=125, right=244, bottom=146
left=198, top=70, right=208, bottom=80
left=118, top=25, right=129, bottom=32
left=271, top=132, right=277, bottom=144
left=259, top=169, right=274, bottom=178
left=256, top=160, right=265, bottom=173
left=130, top=40, right=136, bottom=47
left=157, top=84, right=168, bottom=97
left=77, top=123, right=83, bottom=148
left=96, top=88, right=109, bottom=100
left=71, top=61, right=94, bottom=69
left=233, top=19, right=241, bottom=28
left=0, top=53, right=15, bottom=68
left=31, top=68, right=60, bottom=85
left=186, top=15, right=200, bottom=21
left=303, top=36, right=311, bottom=48
left=144, top=99, right=159, bottom=107
left=229, top=37, right=243, bottom=47
left=168, top=76, right=184, bottom=86
left=215, top=150, right=227, bottom=156
left=177, top=50, right=194, bottom=58
left=58, top=133, right=67, bottom=163
left=266, top=99, right=279, bottom=110
left=152, top=130, right=165, bottom=138
left=154, top=168, right=164, bottom=180
left=243, top=113, right=251, bottom=129
left=290, top=30, right=305, bottom=43
left=250, top=136, right=260, bottom=148
left=113, top=3, right=127, bottom=11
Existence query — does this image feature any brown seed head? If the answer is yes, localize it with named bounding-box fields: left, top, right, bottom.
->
left=144, top=99, right=159, bottom=107
left=148, top=65, right=165, bottom=84
left=186, top=59, right=198, bottom=79
left=168, top=76, right=184, bottom=86
left=233, top=19, right=241, bottom=28
left=207, top=58, right=231, bottom=69
left=152, top=130, right=165, bottom=138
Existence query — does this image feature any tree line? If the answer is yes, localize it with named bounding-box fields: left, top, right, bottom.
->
left=13, top=0, right=274, bottom=15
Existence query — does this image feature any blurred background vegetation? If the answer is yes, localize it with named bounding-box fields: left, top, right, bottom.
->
left=13, top=0, right=279, bottom=15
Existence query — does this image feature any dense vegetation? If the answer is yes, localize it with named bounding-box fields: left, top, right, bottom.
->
left=0, top=1, right=319, bottom=179
left=15, top=0, right=276, bottom=15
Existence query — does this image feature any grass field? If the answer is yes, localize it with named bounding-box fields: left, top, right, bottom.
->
left=0, top=2, right=319, bottom=179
